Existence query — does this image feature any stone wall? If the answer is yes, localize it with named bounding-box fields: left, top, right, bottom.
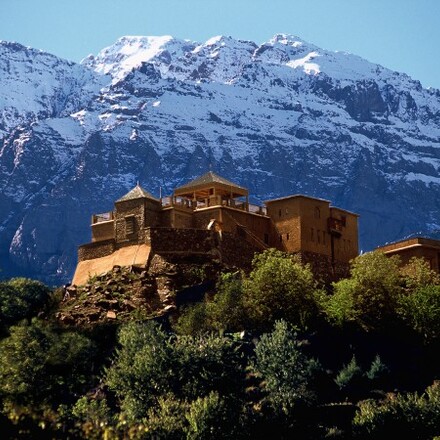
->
left=78, top=239, right=115, bottom=262
left=114, top=199, right=161, bottom=243
left=148, top=227, right=218, bottom=254
left=295, top=251, right=351, bottom=284
left=219, top=232, right=260, bottom=270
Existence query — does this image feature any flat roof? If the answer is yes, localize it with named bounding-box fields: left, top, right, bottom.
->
left=265, top=194, right=331, bottom=204
left=264, top=194, right=359, bottom=216
left=377, top=236, right=440, bottom=253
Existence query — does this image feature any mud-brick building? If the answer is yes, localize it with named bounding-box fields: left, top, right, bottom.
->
left=72, top=171, right=359, bottom=285
left=376, top=237, right=440, bottom=272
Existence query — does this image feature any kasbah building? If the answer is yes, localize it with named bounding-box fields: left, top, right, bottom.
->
left=72, top=171, right=440, bottom=286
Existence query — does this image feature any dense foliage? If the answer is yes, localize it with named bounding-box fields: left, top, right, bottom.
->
left=1, top=251, right=440, bottom=439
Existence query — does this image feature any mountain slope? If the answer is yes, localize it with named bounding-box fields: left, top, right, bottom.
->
left=0, top=34, right=439, bottom=284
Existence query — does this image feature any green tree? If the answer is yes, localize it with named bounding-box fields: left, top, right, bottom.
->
left=353, top=381, right=440, bottom=439
left=105, top=321, right=175, bottom=420
left=186, top=391, right=238, bottom=440
left=105, top=321, right=245, bottom=422
left=71, top=396, right=114, bottom=439
left=0, top=319, right=95, bottom=424
left=398, top=284, right=440, bottom=341
left=400, top=256, right=440, bottom=290
left=322, top=252, right=402, bottom=331
left=243, top=249, right=320, bottom=331
left=252, top=320, right=320, bottom=416
left=335, top=355, right=362, bottom=390
left=205, top=272, right=245, bottom=333
left=174, top=272, right=245, bottom=335
left=0, top=278, right=51, bottom=327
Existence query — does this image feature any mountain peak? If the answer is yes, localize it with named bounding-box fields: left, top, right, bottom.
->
left=269, top=33, right=308, bottom=48
left=82, top=34, right=192, bottom=83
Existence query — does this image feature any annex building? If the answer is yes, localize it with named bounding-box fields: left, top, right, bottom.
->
left=376, top=237, right=440, bottom=272
left=72, top=172, right=359, bottom=285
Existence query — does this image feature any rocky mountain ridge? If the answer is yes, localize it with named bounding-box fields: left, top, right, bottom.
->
left=0, top=34, right=439, bottom=284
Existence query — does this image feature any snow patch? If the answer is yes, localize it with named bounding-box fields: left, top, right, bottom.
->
left=287, top=51, right=321, bottom=75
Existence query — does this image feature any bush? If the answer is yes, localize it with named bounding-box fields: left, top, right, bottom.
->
left=0, top=319, right=95, bottom=427
left=0, top=278, right=51, bottom=327
left=105, top=321, right=245, bottom=422
left=398, top=284, right=440, bottom=341
left=243, top=249, right=320, bottom=331
left=174, top=272, right=246, bottom=335
left=353, top=381, right=440, bottom=439
left=252, top=320, right=320, bottom=416
left=322, top=252, right=402, bottom=331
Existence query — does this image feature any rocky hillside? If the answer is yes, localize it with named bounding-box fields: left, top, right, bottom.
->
left=0, top=34, right=439, bottom=284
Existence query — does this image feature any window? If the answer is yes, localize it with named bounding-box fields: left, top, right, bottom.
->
left=285, top=208, right=289, bottom=215
left=279, top=234, right=282, bottom=242
left=264, top=233, right=269, bottom=244
left=341, top=215, right=346, bottom=226
left=279, top=209, right=282, bottom=218
left=125, top=216, right=135, bottom=235
left=286, top=233, right=290, bottom=241
left=314, top=207, right=320, bottom=219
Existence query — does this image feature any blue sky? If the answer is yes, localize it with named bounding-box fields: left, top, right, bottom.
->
left=1, top=0, right=439, bottom=88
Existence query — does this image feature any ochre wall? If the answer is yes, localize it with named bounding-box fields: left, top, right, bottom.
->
left=266, top=197, right=359, bottom=264
left=219, top=208, right=273, bottom=244
left=298, top=198, right=332, bottom=256
left=330, top=207, right=359, bottom=262
left=173, top=208, right=195, bottom=229
left=384, top=246, right=440, bottom=272
left=91, top=220, right=114, bottom=242
left=73, top=244, right=151, bottom=286
left=267, top=197, right=331, bottom=255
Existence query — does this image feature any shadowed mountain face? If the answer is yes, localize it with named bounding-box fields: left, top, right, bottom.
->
left=1, top=34, right=439, bottom=284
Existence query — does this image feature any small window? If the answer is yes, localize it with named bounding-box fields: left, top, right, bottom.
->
left=285, top=208, right=289, bottom=215
left=286, top=233, right=290, bottom=241
left=125, top=216, right=135, bottom=235
left=279, top=209, right=282, bottom=218
left=341, top=215, right=346, bottom=226
left=264, top=233, right=269, bottom=244
left=314, top=207, right=320, bottom=219
left=209, top=188, right=214, bottom=195
left=279, top=234, right=282, bottom=242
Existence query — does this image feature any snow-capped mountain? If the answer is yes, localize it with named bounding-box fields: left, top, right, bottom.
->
left=1, top=34, right=439, bottom=284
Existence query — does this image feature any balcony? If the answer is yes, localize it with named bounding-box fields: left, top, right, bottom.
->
left=161, top=195, right=266, bottom=215
left=328, top=217, right=344, bottom=236
left=92, top=212, right=114, bottom=224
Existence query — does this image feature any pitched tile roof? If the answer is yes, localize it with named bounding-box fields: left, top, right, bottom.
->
left=116, top=184, right=159, bottom=203
left=175, top=171, right=246, bottom=191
